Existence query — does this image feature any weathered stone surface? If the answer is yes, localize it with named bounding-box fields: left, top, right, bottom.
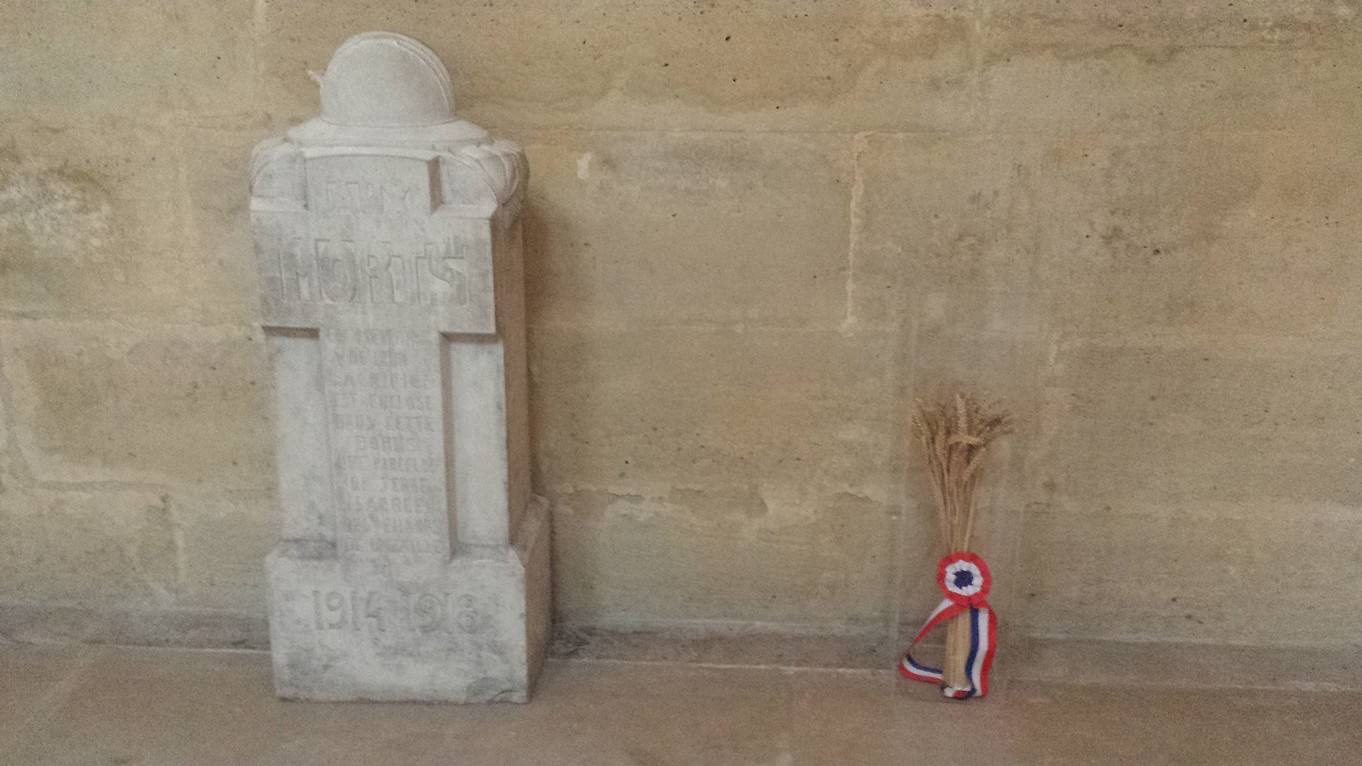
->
left=176, top=492, right=276, bottom=613
left=978, top=0, right=1362, bottom=49
left=530, top=326, right=896, bottom=493
left=849, top=132, right=1050, bottom=331
left=521, top=131, right=852, bottom=329
left=2, top=0, right=1362, bottom=657
left=0, top=124, right=182, bottom=320
left=0, top=486, right=181, bottom=604
left=0, top=0, right=256, bottom=121
left=178, top=125, right=276, bottom=325
left=253, top=33, right=548, bottom=702
left=0, top=320, right=272, bottom=488
left=1038, top=131, right=1362, bottom=337
left=851, top=128, right=1362, bottom=336
left=1017, top=503, right=1362, bottom=645
left=0, top=484, right=274, bottom=618
left=552, top=490, right=896, bottom=629
left=1037, top=338, right=1362, bottom=508
left=530, top=325, right=898, bottom=628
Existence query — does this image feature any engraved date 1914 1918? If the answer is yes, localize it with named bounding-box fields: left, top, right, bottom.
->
left=311, top=590, right=482, bottom=634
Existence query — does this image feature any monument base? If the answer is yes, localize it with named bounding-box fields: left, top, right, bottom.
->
left=265, top=498, right=550, bottom=703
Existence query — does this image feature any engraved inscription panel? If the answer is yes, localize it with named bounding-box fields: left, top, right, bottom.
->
left=256, top=151, right=495, bottom=334
left=324, top=327, right=450, bottom=560
left=274, top=234, right=471, bottom=308
left=309, top=590, right=485, bottom=636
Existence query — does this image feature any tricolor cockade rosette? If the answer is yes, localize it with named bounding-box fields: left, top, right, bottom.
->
left=899, top=552, right=997, bottom=699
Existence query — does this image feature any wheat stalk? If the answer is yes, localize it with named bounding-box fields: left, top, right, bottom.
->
left=911, top=392, right=1012, bottom=554
left=909, top=390, right=1012, bottom=693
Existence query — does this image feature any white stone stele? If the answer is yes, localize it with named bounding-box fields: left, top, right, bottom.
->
left=250, top=32, right=549, bottom=703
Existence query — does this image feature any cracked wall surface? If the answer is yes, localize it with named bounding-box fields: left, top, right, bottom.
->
left=1, top=0, right=1359, bottom=650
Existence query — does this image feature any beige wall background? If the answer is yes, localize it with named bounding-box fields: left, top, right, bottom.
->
left=1, top=1, right=1359, bottom=652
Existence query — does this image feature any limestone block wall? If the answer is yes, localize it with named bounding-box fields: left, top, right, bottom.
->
left=1, top=1, right=1359, bottom=650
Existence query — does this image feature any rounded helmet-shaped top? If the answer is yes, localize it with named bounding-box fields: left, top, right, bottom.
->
left=320, top=32, right=454, bottom=127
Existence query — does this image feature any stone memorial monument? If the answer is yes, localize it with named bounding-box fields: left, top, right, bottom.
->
left=249, top=32, right=549, bottom=702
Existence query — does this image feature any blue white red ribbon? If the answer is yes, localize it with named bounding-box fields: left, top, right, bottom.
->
left=899, top=552, right=997, bottom=699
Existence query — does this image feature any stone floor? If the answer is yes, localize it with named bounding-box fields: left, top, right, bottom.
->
left=2, top=642, right=1360, bottom=766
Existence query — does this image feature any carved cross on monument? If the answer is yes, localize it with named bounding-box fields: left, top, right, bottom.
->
left=250, top=32, right=549, bottom=703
